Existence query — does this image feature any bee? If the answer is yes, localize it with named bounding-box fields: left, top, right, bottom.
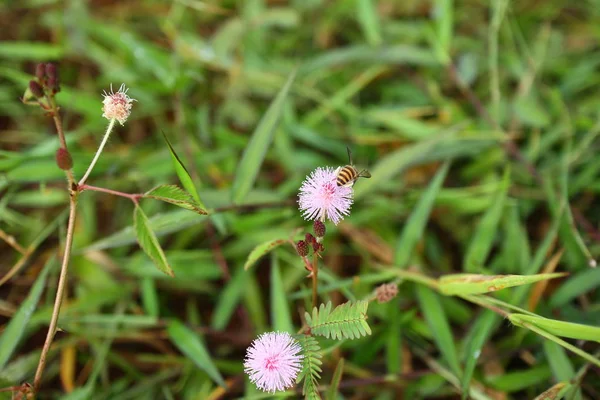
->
left=335, top=147, right=371, bottom=187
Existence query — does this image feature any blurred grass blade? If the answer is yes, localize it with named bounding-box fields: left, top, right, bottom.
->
left=356, top=0, right=382, bottom=46
left=533, top=382, right=569, bottom=400
left=463, top=168, right=510, bottom=272
left=134, top=205, right=174, bottom=277
left=394, top=161, right=449, bottom=267
left=87, top=209, right=207, bottom=251
left=271, top=255, right=293, bottom=333
left=513, top=203, right=563, bottom=305
left=144, top=185, right=207, bottom=215
left=549, top=268, right=600, bottom=308
left=416, top=285, right=461, bottom=377
left=488, top=365, right=552, bottom=392
left=302, top=45, right=439, bottom=72
left=354, top=127, right=495, bottom=199
left=510, top=318, right=600, bottom=368
left=0, top=257, right=55, bottom=370
left=244, top=238, right=287, bottom=270
left=0, top=41, right=64, bottom=59
left=0, top=209, right=67, bottom=287
left=231, top=70, right=296, bottom=204
left=386, top=300, right=401, bottom=374
left=326, top=358, right=344, bottom=400
left=211, top=267, right=247, bottom=330
left=162, top=132, right=206, bottom=210
left=433, top=0, right=453, bottom=64
left=543, top=341, right=581, bottom=400
left=166, top=319, right=225, bottom=387
left=460, top=310, right=497, bottom=399
left=439, top=272, right=566, bottom=296
left=509, top=314, right=600, bottom=343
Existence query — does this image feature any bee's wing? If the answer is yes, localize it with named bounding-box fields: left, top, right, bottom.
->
left=346, top=146, right=353, bottom=165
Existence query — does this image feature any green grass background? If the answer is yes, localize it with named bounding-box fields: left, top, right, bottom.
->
left=0, top=0, right=599, bottom=399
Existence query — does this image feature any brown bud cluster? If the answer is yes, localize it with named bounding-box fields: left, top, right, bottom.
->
left=296, top=240, right=309, bottom=257
left=313, top=220, right=326, bottom=238
left=305, top=233, right=323, bottom=253
left=375, top=283, right=398, bottom=304
left=296, top=232, right=325, bottom=258
left=55, top=148, right=73, bottom=170
left=29, top=80, right=44, bottom=98
left=29, top=62, right=61, bottom=99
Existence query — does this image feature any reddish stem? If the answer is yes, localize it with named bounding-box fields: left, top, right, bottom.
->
left=79, top=184, right=141, bottom=204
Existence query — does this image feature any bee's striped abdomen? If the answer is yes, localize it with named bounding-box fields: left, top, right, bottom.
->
left=336, top=165, right=358, bottom=187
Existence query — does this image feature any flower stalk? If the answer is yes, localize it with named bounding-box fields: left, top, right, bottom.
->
left=78, top=118, right=116, bottom=186
left=26, top=76, right=135, bottom=393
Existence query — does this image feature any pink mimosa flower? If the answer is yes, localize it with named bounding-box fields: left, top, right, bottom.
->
left=102, top=83, right=135, bottom=125
left=298, top=167, right=353, bottom=225
left=244, top=332, right=303, bottom=393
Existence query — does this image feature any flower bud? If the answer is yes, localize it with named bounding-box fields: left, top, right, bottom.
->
left=313, top=220, right=326, bottom=238
left=29, top=80, right=44, bottom=98
left=375, top=283, right=398, bottom=303
left=45, top=63, right=57, bottom=80
left=305, top=233, right=315, bottom=244
left=35, top=63, right=46, bottom=80
left=55, top=148, right=73, bottom=170
left=47, top=76, right=60, bottom=93
left=296, top=240, right=309, bottom=257
left=311, top=241, right=323, bottom=253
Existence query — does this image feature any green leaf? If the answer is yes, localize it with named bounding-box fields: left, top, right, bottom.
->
left=386, top=300, right=402, bottom=374
left=463, top=168, right=510, bottom=272
left=231, top=69, right=296, bottom=203
left=302, top=45, right=439, bottom=72
left=86, top=209, right=207, bottom=251
left=509, top=314, right=600, bottom=343
left=271, top=255, right=293, bottom=333
left=416, top=285, right=461, bottom=378
left=166, top=319, right=225, bottom=387
left=353, top=129, right=496, bottom=199
left=356, top=0, right=382, bottom=46
left=533, top=382, right=569, bottom=400
left=0, top=257, right=55, bottom=370
left=461, top=310, right=497, bottom=399
left=144, top=185, right=207, bottom=214
left=244, top=238, right=287, bottom=270
left=394, top=161, right=449, bottom=267
left=305, top=301, right=371, bottom=340
left=433, top=0, right=453, bottom=64
left=211, top=267, right=247, bottom=330
left=543, top=341, right=581, bottom=400
left=439, top=273, right=566, bottom=296
left=326, top=358, right=344, bottom=400
left=0, top=42, right=64, bottom=59
left=297, top=334, right=322, bottom=400
left=549, top=268, right=600, bottom=308
left=134, top=205, right=174, bottom=277
left=488, top=365, right=552, bottom=392
left=162, top=132, right=206, bottom=210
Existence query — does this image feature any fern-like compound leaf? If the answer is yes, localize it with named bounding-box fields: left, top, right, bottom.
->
left=297, top=334, right=323, bottom=399
left=305, top=300, right=371, bottom=340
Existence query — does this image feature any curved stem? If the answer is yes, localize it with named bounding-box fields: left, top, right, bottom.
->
left=311, top=252, right=319, bottom=309
left=80, top=184, right=140, bottom=203
left=33, top=191, right=78, bottom=392
left=78, top=118, right=116, bottom=186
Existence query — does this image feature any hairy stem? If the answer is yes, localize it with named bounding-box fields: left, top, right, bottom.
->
left=80, top=184, right=141, bottom=203
left=311, top=251, right=319, bottom=310
left=33, top=191, right=78, bottom=392
left=79, top=118, right=116, bottom=186
left=49, top=99, right=75, bottom=185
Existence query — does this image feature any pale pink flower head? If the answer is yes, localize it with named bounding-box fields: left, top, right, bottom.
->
left=244, top=332, right=303, bottom=393
left=102, top=83, right=135, bottom=125
left=298, top=167, right=353, bottom=225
